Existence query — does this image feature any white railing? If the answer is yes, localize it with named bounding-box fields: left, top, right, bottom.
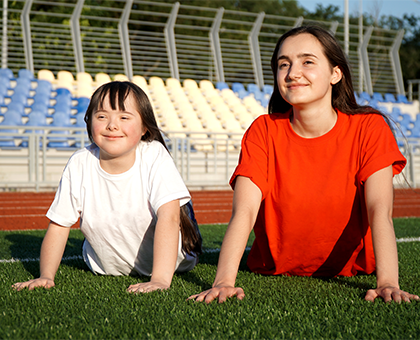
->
left=0, top=126, right=243, bottom=191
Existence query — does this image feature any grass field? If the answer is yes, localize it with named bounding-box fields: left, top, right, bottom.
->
left=1, top=219, right=420, bottom=339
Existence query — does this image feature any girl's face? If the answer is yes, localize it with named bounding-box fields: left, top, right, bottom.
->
left=91, top=93, right=146, bottom=168
left=276, top=33, right=342, bottom=110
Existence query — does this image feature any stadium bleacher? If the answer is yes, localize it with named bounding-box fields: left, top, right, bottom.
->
left=0, top=68, right=419, bottom=189
left=1, top=69, right=420, bottom=148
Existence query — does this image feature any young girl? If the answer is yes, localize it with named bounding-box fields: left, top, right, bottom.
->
left=189, top=26, right=419, bottom=304
left=13, top=81, right=202, bottom=293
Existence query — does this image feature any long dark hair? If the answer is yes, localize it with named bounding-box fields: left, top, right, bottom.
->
left=84, top=81, right=202, bottom=255
left=268, top=26, right=390, bottom=122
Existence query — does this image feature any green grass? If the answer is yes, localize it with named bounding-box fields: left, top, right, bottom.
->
left=1, top=219, right=419, bottom=339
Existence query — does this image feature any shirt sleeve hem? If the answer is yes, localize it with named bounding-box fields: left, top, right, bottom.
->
left=358, top=150, right=407, bottom=184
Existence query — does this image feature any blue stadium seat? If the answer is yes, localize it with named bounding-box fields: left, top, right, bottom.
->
left=53, top=102, right=72, bottom=116
left=396, top=94, right=410, bottom=104
left=32, top=92, right=50, bottom=107
left=263, top=85, right=273, bottom=96
left=55, top=87, right=72, bottom=97
left=216, top=82, right=229, bottom=91
left=48, top=112, right=72, bottom=148
left=18, top=69, right=34, bottom=80
left=0, top=110, right=21, bottom=147
left=31, top=102, right=49, bottom=116
left=0, top=68, right=14, bottom=79
left=384, top=93, right=396, bottom=103
left=247, top=83, right=260, bottom=94
left=0, top=79, right=9, bottom=96
left=73, top=113, right=89, bottom=148
left=36, top=80, right=53, bottom=95
left=76, top=97, right=90, bottom=114
left=232, top=82, right=246, bottom=93
left=7, top=102, right=26, bottom=116
left=237, top=89, right=248, bottom=99
left=359, top=92, right=371, bottom=102
left=20, top=111, right=47, bottom=147
left=1, top=110, right=22, bottom=126
left=372, top=92, right=384, bottom=102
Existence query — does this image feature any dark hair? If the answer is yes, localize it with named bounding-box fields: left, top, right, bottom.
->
left=268, top=25, right=384, bottom=118
left=84, top=81, right=202, bottom=255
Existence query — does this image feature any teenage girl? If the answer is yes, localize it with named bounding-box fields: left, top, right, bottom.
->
left=13, top=81, right=202, bottom=293
left=189, top=25, right=419, bottom=304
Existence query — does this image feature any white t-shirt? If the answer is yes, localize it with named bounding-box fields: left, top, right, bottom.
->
left=46, top=141, right=196, bottom=276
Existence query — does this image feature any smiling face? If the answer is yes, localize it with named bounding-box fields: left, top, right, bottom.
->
left=91, top=93, right=146, bottom=172
left=276, top=33, right=342, bottom=111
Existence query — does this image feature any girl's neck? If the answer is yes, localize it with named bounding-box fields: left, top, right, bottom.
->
left=290, top=106, right=337, bottom=138
left=99, top=149, right=137, bottom=174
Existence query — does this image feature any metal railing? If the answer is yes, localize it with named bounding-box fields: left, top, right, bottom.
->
left=0, top=0, right=406, bottom=95
left=1, top=126, right=419, bottom=190
left=407, top=79, right=420, bottom=102
left=0, top=126, right=242, bottom=190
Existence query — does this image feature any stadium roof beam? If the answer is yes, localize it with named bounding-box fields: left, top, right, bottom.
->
left=390, top=29, right=405, bottom=95
left=165, top=2, right=180, bottom=80
left=359, top=26, right=373, bottom=95
left=248, top=12, right=265, bottom=89
left=210, top=7, right=225, bottom=83
left=21, top=0, right=34, bottom=74
left=119, top=0, right=134, bottom=80
left=71, top=0, right=85, bottom=74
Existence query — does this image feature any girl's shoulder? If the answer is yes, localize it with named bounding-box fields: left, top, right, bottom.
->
left=339, top=111, right=390, bottom=131
left=138, top=140, right=167, bottom=155
left=137, top=140, right=170, bottom=164
left=66, top=144, right=99, bottom=167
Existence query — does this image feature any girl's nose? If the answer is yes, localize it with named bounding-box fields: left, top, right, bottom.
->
left=106, top=118, right=118, bottom=130
left=287, top=64, right=301, bottom=80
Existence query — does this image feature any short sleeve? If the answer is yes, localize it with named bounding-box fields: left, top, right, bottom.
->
left=357, top=116, right=406, bottom=184
left=46, top=160, right=81, bottom=227
left=145, top=142, right=191, bottom=213
left=229, top=116, right=269, bottom=198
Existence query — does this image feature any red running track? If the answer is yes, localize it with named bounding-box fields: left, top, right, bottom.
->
left=0, top=189, right=419, bottom=231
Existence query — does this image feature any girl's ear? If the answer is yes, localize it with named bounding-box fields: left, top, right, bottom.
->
left=331, top=66, right=343, bottom=85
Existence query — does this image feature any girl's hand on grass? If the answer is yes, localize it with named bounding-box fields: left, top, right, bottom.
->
left=126, top=281, right=170, bottom=294
left=365, top=286, right=420, bottom=303
left=188, top=286, right=245, bottom=303
left=12, top=277, right=55, bottom=291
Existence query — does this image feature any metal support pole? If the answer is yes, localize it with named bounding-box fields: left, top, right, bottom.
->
left=358, top=0, right=364, bottom=93
left=119, top=0, right=133, bottom=80
left=248, top=12, right=265, bottom=88
left=70, top=0, right=85, bottom=73
left=2, top=0, right=8, bottom=69
left=21, top=0, right=34, bottom=73
left=210, top=7, right=225, bottom=83
left=293, top=16, right=303, bottom=27
left=330, top=21, right=339, bottom=35
left=164, top=2, right=180, bottom=80
left=344, top=0, right=349, bottom=55
left=389, top=29, right=405, bottom=95
left=359, top=26, right=373, bottom=95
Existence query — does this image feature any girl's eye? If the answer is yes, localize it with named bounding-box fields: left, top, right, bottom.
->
left=279, top=62, right=289, bottom=69
left=121, top=116, right=129, bottom=120
left=304, top=60, right=314, bottom=65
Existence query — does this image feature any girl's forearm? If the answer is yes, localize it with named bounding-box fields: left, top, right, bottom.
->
left=213, top=176, right=262, bottom=288
left=151, top=202, right=180, bottom=286
left=39, top=222, right=70, bottom=280
left=213, top=218, right=252, bottom=287
left=371, top=217, right=400, bottom=288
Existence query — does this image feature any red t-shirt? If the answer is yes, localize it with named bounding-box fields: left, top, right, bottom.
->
left=230, top=110, right=406, bottom=277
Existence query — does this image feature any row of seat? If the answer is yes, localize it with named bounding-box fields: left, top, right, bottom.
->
left=0, top=69, right=268, bottom=150
left=3, top=68, right=418, bottom=150
left=354, top=90, right=420, bottom=139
